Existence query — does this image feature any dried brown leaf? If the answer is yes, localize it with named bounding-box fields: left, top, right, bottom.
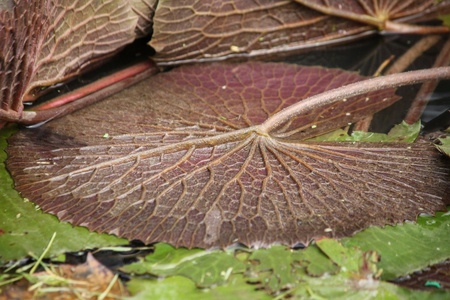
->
left=6, top=63, right=450, bottom=249
left=0, top=253, right=129, bottom=300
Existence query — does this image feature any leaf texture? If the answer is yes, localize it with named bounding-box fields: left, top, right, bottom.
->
left=149, top=0, right=370, bottom=64
left=341, top=210, right=450, bottom=280
left=130, top=0, right=158, bottom=38
left=295, top=0, right=448, bottom=26
left=6, top=63, right=450, bottom=249
left=0, top=127, right=127, bottom=263
left=149, top=0, right=449, bottom=64
left=437, top=136, right=450, bottom=158
left=0, top=0, right=138, bottom=123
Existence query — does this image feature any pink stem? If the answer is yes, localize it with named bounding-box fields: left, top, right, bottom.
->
left=259, top=67, right=450, bottom=133
left=33, top=60, right=156, bottom=111
left=19, top=60, right=159, bottom=125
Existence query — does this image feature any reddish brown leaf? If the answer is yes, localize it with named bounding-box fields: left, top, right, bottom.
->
left=150, top=0, right=369, bottom=64
left=0, top=0, right=138, bottom=125
left=6, top=63, right=449, bottom=249
left=295, top=0, right=450, bottom=31
left=149, top=0, right=449, bottom=64
left=130, top=0, right=158, bottom=38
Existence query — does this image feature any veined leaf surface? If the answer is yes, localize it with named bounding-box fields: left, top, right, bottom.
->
left=6, top=63, right=449, bottom=248
left=0, top=0, right=138, bottom=124
left=150, top=0, right=449, bottom=64
left=295, top=0, right=449, bottom=28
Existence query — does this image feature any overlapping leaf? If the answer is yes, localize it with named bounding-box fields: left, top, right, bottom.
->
left=118, top=203, right=450, bottom=293
left=125, top=237, right=450, bottom=298
left=150, top=0, right=449, bottom=64
left=121, top=243, right=338, bottom=290
left=308, top=121, right=421, bottom=142
left=295, top=0, right=449, bottom=30
left=127, top=275, right=272, bottom=300
left=6, top=62, right=450, bottom=249
left=436, top=136, right=450, bottom=157
left=0, top=0, right=138, bottom=124
left=289, top=239, right=450, bottom=299
left=150, top=0, right=370, bottom=64
left=130, top=0, right=157, bottom=38
left=341, top=210, right=450, bottom=280
left=122, top=243, right=246, bottom=287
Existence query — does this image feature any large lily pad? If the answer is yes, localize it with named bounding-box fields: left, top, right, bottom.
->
left=5, top=62, right=450, bottom=249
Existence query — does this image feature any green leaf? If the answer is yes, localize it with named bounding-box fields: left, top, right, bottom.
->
left=122, top=211, right=450, bottom=295
left=386, top=121, right=421, bottom=143
left=305, top=128, right=352, bottom=142
left=438, top=15, right=450, bottom=27
left=308, top=121, right=420, bottom=142
left=245, top=244, right=339, bottom=292
left=122, top=243, right=339, bottom=294
left=341, top=211, right=450, bottom=280
left=298, top=245, right=340, bottom=277
left=126, top=275, right=271, bottom=300
left=245, top=245, right=304, bottom=292
left=289, top=270, right=450, bottom=300
left=435, top=136, right=450, bottom=157
left=0, top=127, right=127, bottom=263
left=123, top=240, right=450, bottom=299
left=315, top=238, right=366, bottom=273
left=290, top=238, right=450, bottom=300
left=121, top=243, right=246, bottom=287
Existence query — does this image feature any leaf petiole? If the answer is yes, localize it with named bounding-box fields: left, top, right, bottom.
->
left=260, top=67, right=450, bottom=134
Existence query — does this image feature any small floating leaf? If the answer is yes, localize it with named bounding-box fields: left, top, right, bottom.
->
left=436, top=136, right=450, bottom=157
